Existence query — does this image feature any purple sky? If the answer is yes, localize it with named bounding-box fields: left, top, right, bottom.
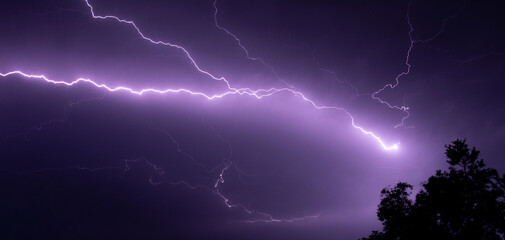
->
left=1, top=0, right=504, bottom=239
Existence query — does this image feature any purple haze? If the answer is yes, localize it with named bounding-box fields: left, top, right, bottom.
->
left=1, top=0, right=504, bottom=239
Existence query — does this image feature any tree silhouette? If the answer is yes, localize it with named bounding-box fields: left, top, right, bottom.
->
left=361, top=139, right=505, bottom=240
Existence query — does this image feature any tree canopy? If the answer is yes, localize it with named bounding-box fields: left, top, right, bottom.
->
left=361, top=139, right=505, bottom=240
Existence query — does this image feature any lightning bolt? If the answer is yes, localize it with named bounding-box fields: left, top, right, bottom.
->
left=214, top=0, right=412, bottom=130
left=1, top=0, right=400, bottom=150
left=1, top=0, right=487, bottom=225
left=370, top=2, right=414, bottom=129
left=370, top=1, right=468, bottom=129
left=126, top=151, right=320, bottom=223
left=0, top=0, right=416, bottom=224
left=0, top=70, right=400, bottom=150
left=150, top=160, right=320, bottom=223
left=212, top=0, right=294, bottom=89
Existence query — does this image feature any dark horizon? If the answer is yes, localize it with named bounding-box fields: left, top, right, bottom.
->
left=1, top=0, right=504, bottom=239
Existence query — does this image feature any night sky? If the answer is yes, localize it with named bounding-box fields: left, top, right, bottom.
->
left=1, top=0, right=504, bottom=239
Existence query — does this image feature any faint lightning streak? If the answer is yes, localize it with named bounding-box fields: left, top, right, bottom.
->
left=124, top=157, right=165, bottom=175
left=239, top=214, right=321, bottom=223
left=2, top=93, right=106, bottom=143
left=145, top=159, right=319, bottom=223
left=311, top=50, right=366, bottom=97
left=413, top=1, right=467, bottom=44
left=457, top=53, right=502, bottom=64
left=371, top=1, right=467, bottom=128
left=212, top=0, right=294, bottom=88
left=151, top=127, right=225, bottom=173
left=371, top=2, right=414, bottom=128
left=0, top=158, right=317, bottom=223
left=212, top=162, right=321, bottom=223
left=212, top=0, right=258, bottom=62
